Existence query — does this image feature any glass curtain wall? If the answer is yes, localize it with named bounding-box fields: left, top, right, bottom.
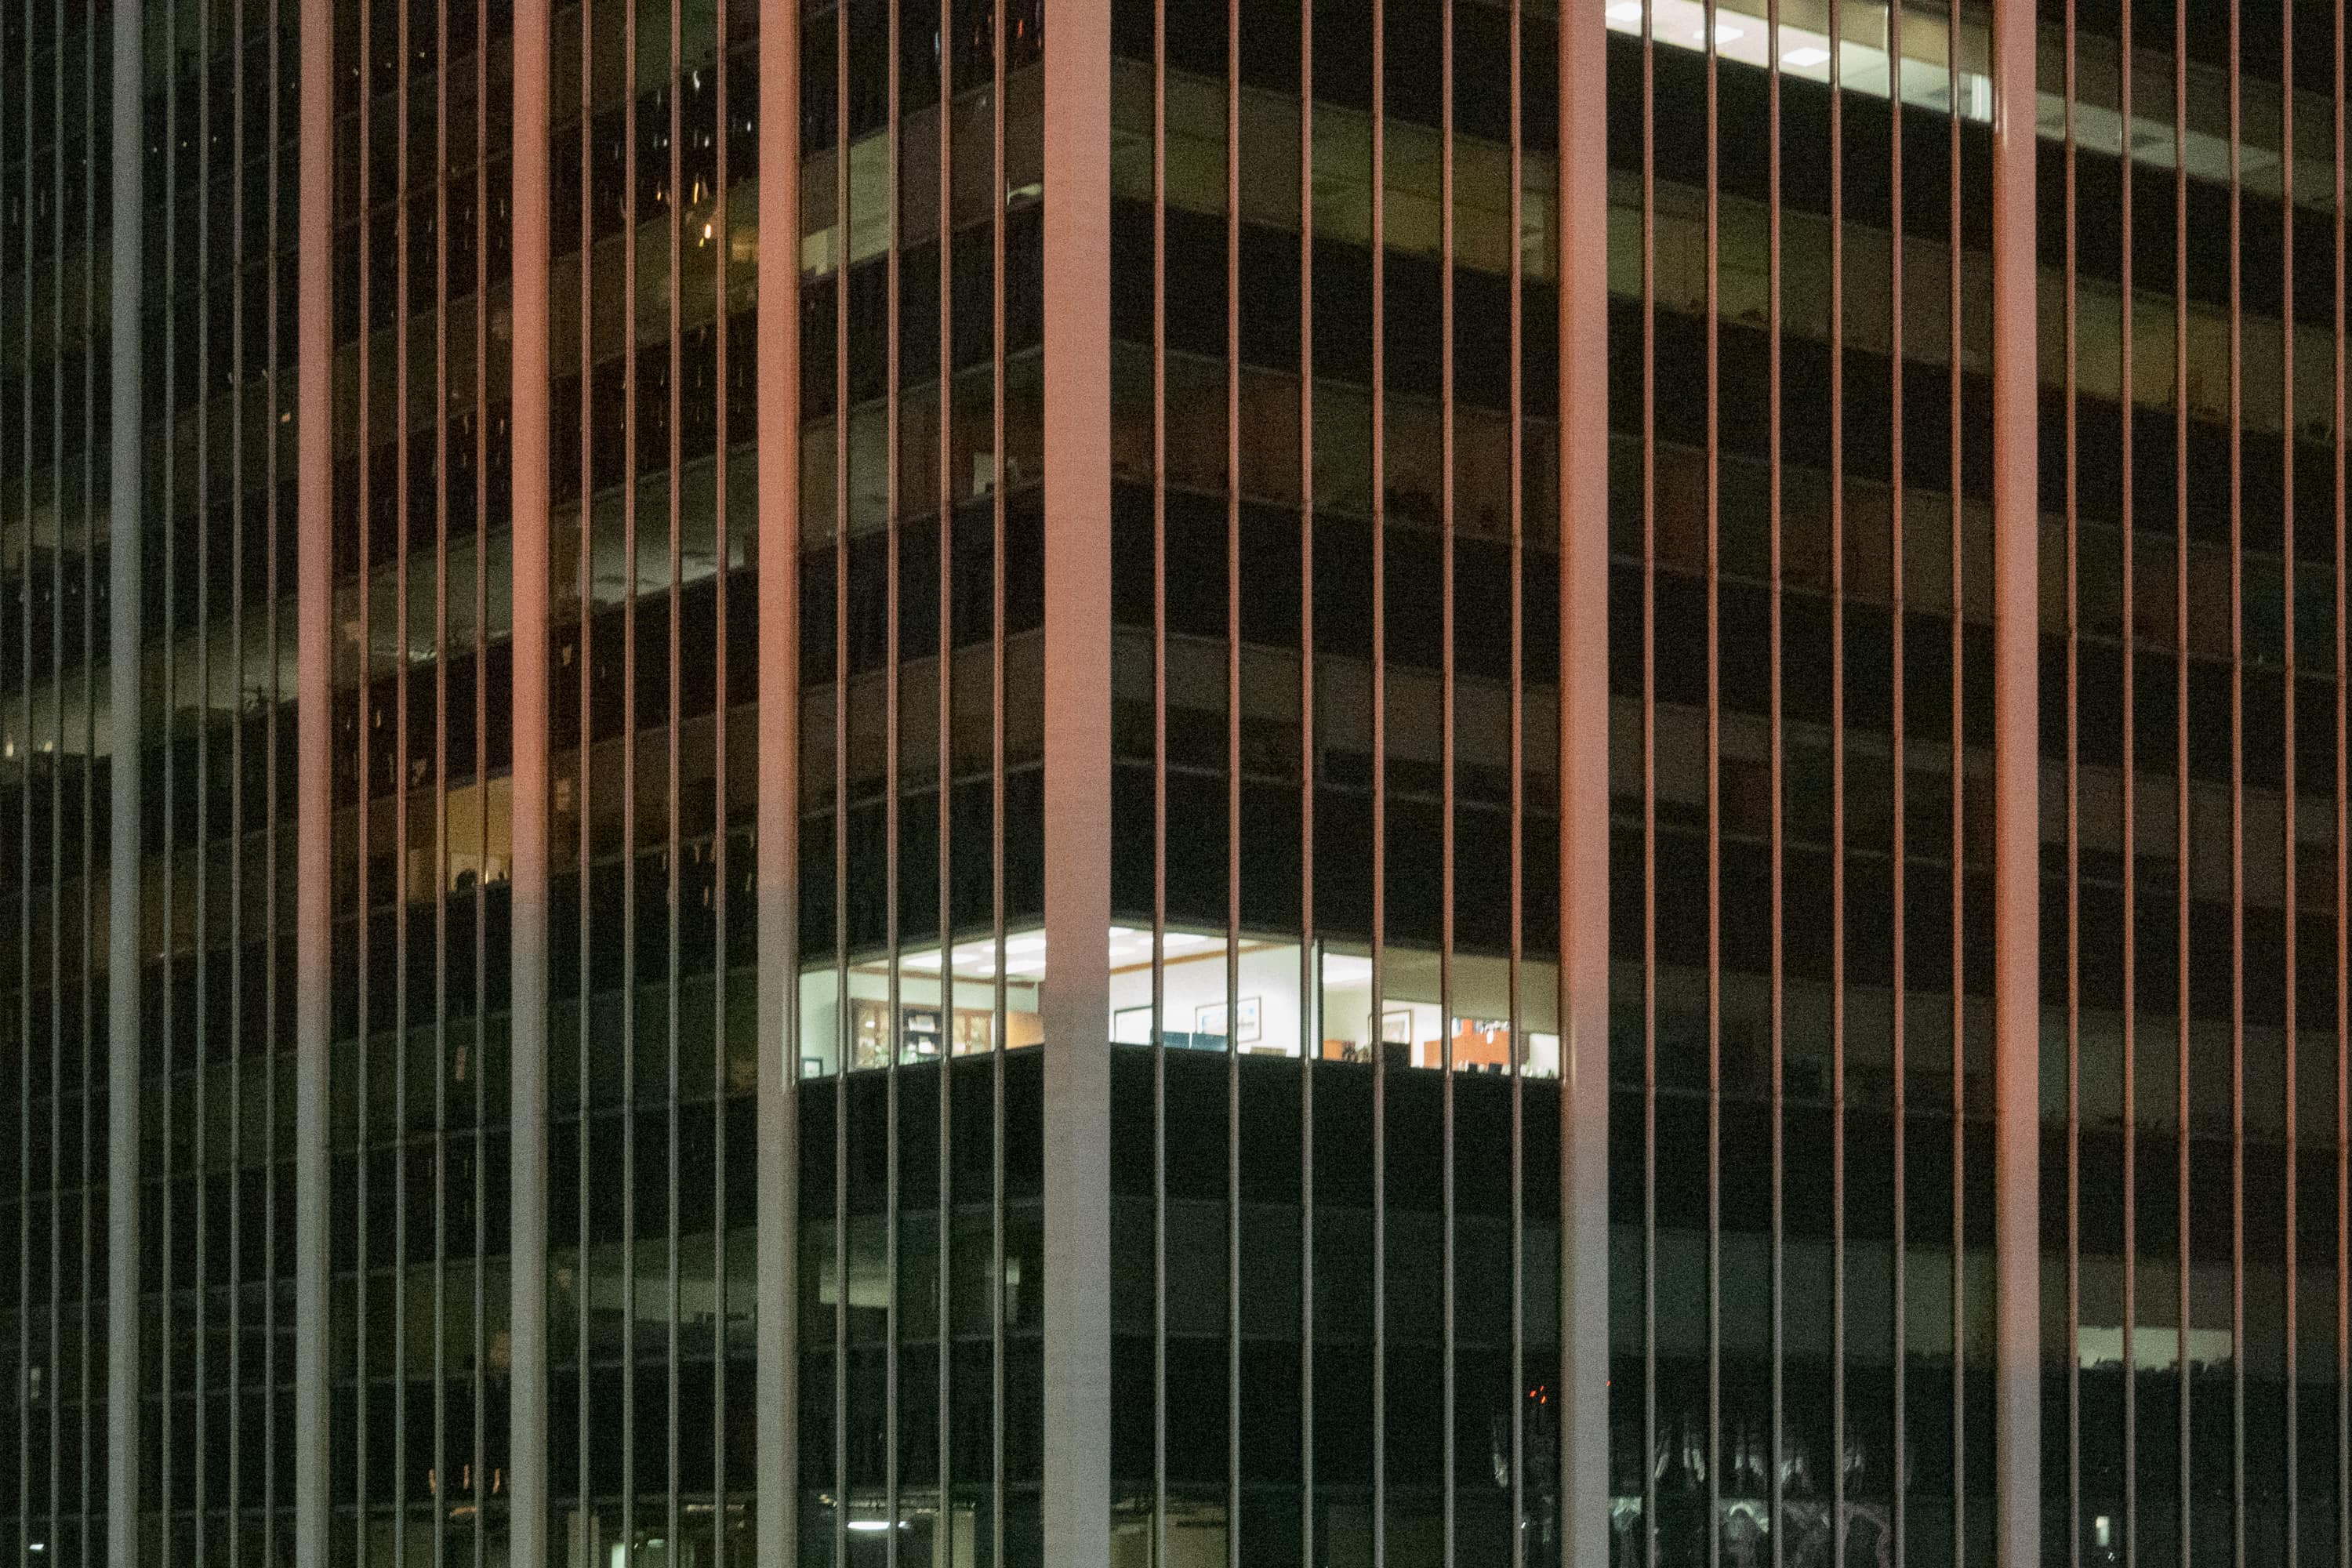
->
left=1102, top=0, right=1568, bottom=1563
left=325, top=0, right=514, bottom=1560
left=2, top=1, right=117, bottom=1564
left=132, top=0, right=301, bottom=1560
left=1606, top=3, right=2000, bottom=1565
left=787, top=0, right=1047, bottom=1560
left=539, top=0, right=763, bottom=1557
left=2037, top=2, right=2350, bottom=1564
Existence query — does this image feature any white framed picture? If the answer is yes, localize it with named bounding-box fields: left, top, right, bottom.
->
left=1193, top=996, right=1262, bottom=1044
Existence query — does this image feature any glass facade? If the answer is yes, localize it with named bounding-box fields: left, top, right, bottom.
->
left=138, top=0, right=302, bottom=1559
left=784, top=0, right=1047, bottom=1560
left=318, top=0, right=519, bottom=1558
left=2038, top=4, right=2350, bottom=1566
left=1606, top=4, right=2005, bottom=1566
left=539, top=0, right=759, bottom=1556
left=1098, top=1, right=1570, bottom=1563
left=24, top=0, right=2352, bottom=1564
left=2, top=0, right=118, bottom=1564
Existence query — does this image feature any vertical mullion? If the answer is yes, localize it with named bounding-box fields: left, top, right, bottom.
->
left=666, top=0, right=687, bottom=1552
left=2118, top=0, right=2139, bottom=1552
left=15, top=2, right=32, bottom=1550
left=1889, top=16, right=1910, bottom=1559
left=2070, top=2, right=2089, bottom=1561
left=711, top=0, right=735, bottom=1548
left=53, top=0, right=71, bottom=1530
left=989, top=1, right=1007, bottom=1555
left=935, top=0, right=955, bottom=1547
left=354, top=0, right=375, bottom=1521
left=197, top=0, right=218, bottom=1534
left=1148, top=1, right=1167, bottom=1559
left=2279, top=5, right=2300, bottom=1566
left=1298, top=0, right=1319, bottom=1540
left=1225, top=0, right=1244, bottom=1555
left=2174, top=21, right=2192, bottom=1555
left=468, top=3, right=489, bottom=1556
left=2336, top=0, right=2352, bottom=1553
left=832, top=8, right=862, bottom=1549
left=165, top=2, right=185, bottom=1539
left=78, top=9, right=100, bottom=1561
left=28, top=14, right=45, bottom=1524
left=55, top=0, right=73, bottom=1542
left=572, top=4, right=594, bottom=1525
left=14, top=12, right=27, bottom=1540
left=1298, top=0, right=1318, bottom=1527
left=16, top=10, right=34, bottom=1534
left=1370, top=1, right=1387, bottom=1554
left=1145, top=0, right=1167, bottom=1558
left=82, top=0, right=101, bottom=1537
left=1827, top=5, right=1846, bottom=1566
left=432, top=0, right=453, bottom=1552
left=1641, top=5, right=1661, bottom=1565
left=392, top=0, right=413, bottom=1543
left=2062, top=4, right=2082, bottom=1564
left=1704, top=4, right=1723, bottom=1563
left=884, top=0, right=904, bottom=1552
left=49, top=0, right=68, bottom=1523
left=620, top=0, right=643, bottom=1535
left=1438, top=3, right=1458, bottom=1557
left=927, top=0, right=946, bottom=1561
left=1766, top=0, right=1787, bottom=1555
left=1504, top=0, right=1524, bottom=1560
left=2228, top=6, right=2249, bottom=1566
left=229, top=0, right=251, bottom=1538
left=1947, top=3, right=1965, bottom=1552
left=274, top=0, right=296, bottom=1553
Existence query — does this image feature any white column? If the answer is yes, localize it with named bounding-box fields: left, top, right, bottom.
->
left=106, top=2, right=144, bottom=1563
left=754, top=0, right=802, bottom=1556
left=1039, top=0, right=1113, bottom=1559
left=1557, top=5, right=1611, bottom=1566
left=508, top=0, right=552, bottom=1560
left=1991, top=0, right=2043, bottom=1563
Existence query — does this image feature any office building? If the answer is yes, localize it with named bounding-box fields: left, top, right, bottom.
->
left=3, top=0, right=2343, bottom=1564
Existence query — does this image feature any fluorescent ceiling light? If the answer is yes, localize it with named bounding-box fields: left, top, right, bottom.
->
left=1606, top=1, right=1642, bottom=17
left=1784, top=45, right=1830, bottom=66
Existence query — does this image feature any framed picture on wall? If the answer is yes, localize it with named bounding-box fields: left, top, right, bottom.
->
left=1194, top=996, right=1262, bottom=1044
left=1380, top=1009, right=1414, bottom=1045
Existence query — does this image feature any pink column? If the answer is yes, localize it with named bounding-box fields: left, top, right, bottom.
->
left=754, top=0, right=802, bottom=1556
left=506, top=0, right=551, bottom=1559
left=1040, top=0, right=1114, bottom=1559
left=291, top=0, right=332, bottom=1560
left=1991, top=0, right=2044, bottom=1563
left=1558, top=5, right=1612, bottom=1566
